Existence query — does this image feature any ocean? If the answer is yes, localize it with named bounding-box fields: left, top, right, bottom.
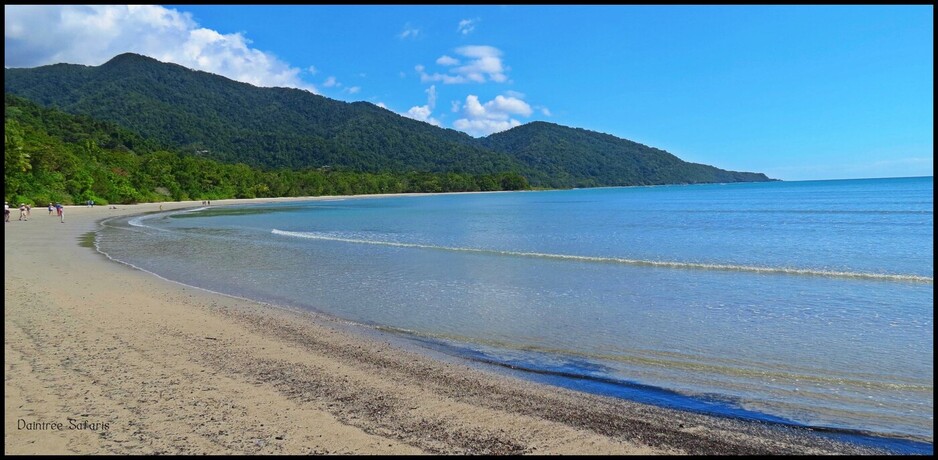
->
left=96, top=176, right=933, bottom=452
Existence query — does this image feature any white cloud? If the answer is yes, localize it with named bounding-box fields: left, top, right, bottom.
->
left=451, top=100, right=461, bottom=113
left=463, top=95, right=489, bottom=119
left=346, top=86, right=361, bottom=94
left=540, top=107, right=552, bottom=116
left=405, top=105, right=441, bottom=126
left=307, top=65, right=318, bottom=75
left=399, top=23, right=420, bottom=39
left=457, top=19, right=477, bottom=35
left=436, top=55, right=460, bottom=66
left=452, top=94, right=532, bottom=137
left=4, top=5, right=317, bottom=93
left=454, top=45, right=507, bottom=83
left=403, top=84, right=441, bottom=126
left=375, top=102, right=388, bottom=109
left=487, top=95, right=533, bottom=117
left=417, top=45, right=508, bottom=84
left=323, top=76, right=339, bottom=88
left=453, top=118, right=520, bottom=137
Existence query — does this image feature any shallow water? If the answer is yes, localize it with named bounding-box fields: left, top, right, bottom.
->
left=97, top=177, right=933, bottom=449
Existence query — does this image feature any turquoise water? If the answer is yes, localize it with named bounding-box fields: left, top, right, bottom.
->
left=97, top=177, right=933, bottom=448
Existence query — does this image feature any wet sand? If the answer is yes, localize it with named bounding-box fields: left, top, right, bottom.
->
left=4, top=197, right=888, bottom=454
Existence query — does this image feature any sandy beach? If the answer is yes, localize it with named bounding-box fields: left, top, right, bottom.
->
left=4, top=196, right=888, bottom=455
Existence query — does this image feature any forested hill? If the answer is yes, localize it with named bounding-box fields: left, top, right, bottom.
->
left=3, top=53, right=518, bottom=175
left=5, top=53, right=774, bottom=188
left=481, top=122, right=773, bottom=188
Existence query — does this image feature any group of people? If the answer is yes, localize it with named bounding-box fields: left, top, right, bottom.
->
left=5, top=202, right=32, bottom=221
left=4, top=201, right=64, bottom=223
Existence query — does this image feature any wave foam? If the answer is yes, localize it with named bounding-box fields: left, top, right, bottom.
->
left=271, top=230, right=932, bottom=284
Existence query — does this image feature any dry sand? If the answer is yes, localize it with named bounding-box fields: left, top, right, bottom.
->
left=5, top=197, right=888, bottom=455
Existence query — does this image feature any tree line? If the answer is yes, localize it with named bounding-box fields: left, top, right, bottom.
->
left=4, top=94, right=529, bottom=206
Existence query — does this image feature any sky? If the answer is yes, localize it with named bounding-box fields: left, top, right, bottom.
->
left=4, top=5, right=933, bottom=181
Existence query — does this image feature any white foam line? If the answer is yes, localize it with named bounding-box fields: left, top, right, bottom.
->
left=271, top=229, right=933, bottom=284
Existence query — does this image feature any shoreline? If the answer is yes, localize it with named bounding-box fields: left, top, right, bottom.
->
left=3, top=195, right=914, bottom=454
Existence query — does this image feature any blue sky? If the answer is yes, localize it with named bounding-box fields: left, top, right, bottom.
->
left=4, top=5, right=933, bottom=181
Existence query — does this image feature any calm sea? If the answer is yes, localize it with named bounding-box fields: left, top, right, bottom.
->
left=96, top=176, right=933, bottom=451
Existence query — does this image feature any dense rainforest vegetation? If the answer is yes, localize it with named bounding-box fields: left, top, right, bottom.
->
left=5, top=53, right=773, bottom=192
left=4, top=94, right=529, bottom=206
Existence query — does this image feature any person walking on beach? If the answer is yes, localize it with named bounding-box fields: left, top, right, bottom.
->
left=4, top=202, right=9, bottom=222
left=56, top=204, right=65, bottom=223
left=18, top=203, right=28, bottom=221
left=48, top=203, right=54, bottom=215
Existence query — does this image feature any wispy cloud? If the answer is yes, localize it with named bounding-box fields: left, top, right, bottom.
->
left=323, top=76, right=340, bottom=88
left=417, top=45, right=508, bottom=84
left=453, top=94, right=532, bottom=136
left=417, top=64, right=466, bottom=84
left=398, top=23, right=420, bottom=39
left=4, top=5, right=317, bottom=93
left=503, top=90, right=525, bottom=99
left=426, top=85, right=438, bottom=109
left=436, top=55, right=460, bottom=66
left=457, top=18, right=478, bottom=35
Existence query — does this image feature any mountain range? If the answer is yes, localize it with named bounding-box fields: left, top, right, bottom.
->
left=4, top=52, right=773, bottom=188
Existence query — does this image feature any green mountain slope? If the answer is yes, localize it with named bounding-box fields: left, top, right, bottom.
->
left=4, top=53, right=518, bottom=174
left=481, top=122, right=772, bottom=188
